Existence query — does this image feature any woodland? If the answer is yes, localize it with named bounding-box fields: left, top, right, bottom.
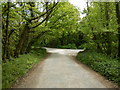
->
left=1, top=0, right=120, bottom=88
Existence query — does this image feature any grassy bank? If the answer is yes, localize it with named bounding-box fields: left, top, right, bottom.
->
left=2, top=48, right=47, bottom=88
left=76, top=51, right=119, bottom=86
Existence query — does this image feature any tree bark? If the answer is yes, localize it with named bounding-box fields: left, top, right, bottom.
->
left=3, top=2, right=10, bottom=61
left=115, top=2, right=120, bottom=59
left=105, top=3, right=112, bottom=55
left=14, top=24, right=29, bottom=57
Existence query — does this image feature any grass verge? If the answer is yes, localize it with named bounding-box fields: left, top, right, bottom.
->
left=76, top=50, right=119, bottom=86
left=2, top=48, right=47, bottom=88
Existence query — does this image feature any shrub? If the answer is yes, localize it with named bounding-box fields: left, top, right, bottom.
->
left=57, top=43, right=77, bottom=49
left=78, top=42, right=97, bottom=50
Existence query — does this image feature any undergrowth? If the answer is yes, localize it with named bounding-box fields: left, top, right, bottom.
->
left=57, top=43, right=77, bottom=49
left=2, top=48, right=47, bottom=88
left=76, top=50, right=119, bottom=86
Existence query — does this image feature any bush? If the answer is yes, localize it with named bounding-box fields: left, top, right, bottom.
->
left=2, top=48, right=47, bottom=88
left=57, top=44, right=77, bottom=49
left=78, top=43, right=97, bottom=50
left=31, top=47, right=47, bottom=56
left=76, top=51, right=119, bottom=86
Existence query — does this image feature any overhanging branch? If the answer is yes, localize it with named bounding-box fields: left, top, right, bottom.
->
left=31, top=1, right=59, bottom=29
left=29, top=1, right=59, bottom=22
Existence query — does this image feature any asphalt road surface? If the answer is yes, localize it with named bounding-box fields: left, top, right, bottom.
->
left=13, top=48, right=117, bottom=88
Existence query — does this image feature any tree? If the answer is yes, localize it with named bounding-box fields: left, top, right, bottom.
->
left=2, top=1, right=60, bottom=60
left=43, top=2, right=82, bottom=47
left=80, top=2, right=118, bottom=57
left=2, top=2, right=10, bottom=61
left=115, top=2, right=120, bottom=59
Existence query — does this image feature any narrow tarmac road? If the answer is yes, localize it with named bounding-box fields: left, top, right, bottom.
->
left=13, top=48, right=117, bottom=88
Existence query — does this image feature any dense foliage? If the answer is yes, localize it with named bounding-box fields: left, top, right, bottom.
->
left=2, top=1, right=120, bottom=60
left=44, top=2, right=85, bottom=48
left=2, top=1, right=59, bottom=61
left=79, top=2, right=120, bottom=59
left=2, top=1, right=84, bottom=61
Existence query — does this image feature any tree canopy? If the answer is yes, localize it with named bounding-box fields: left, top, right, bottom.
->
left=2, top=1, right=120, bottom=60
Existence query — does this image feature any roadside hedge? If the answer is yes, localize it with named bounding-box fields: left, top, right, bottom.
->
left=57, top=44, right=77, bottom=49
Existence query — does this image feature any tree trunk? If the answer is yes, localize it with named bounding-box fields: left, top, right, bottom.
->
left=14, top=24, right=29, bottom=57
left=26, top=31, right=51, bottom=53
left=45, top=2, right=49, bottom=26
left=105, top=3, right=112, bottom=55
left=3, top=2, right=10, bottom=61
left=20, top=30, right=29, bottom=54
left=115, top=2, right=120, bottom=59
